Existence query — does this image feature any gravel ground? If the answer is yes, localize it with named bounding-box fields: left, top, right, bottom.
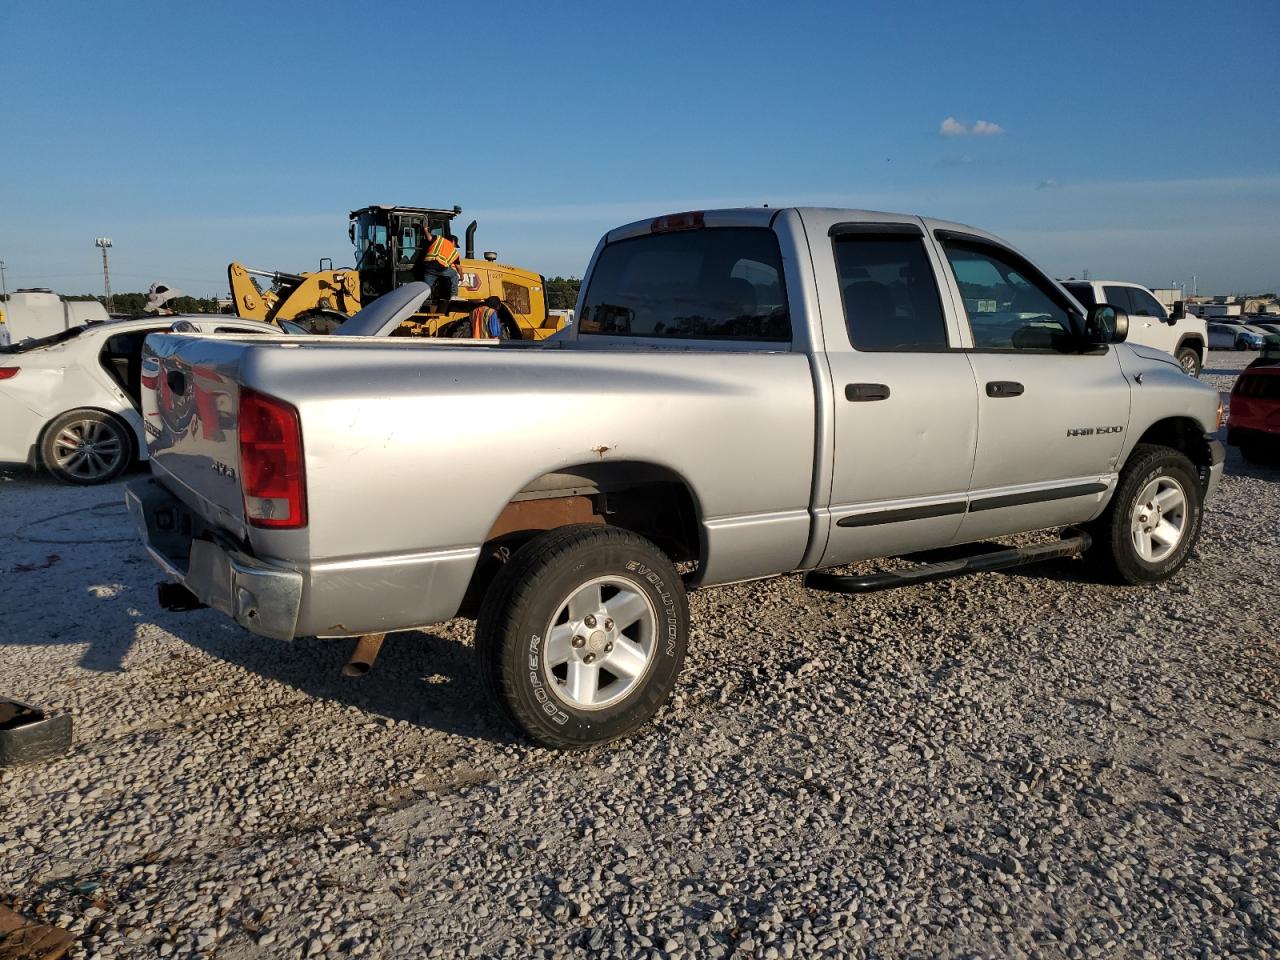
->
left=2, top=351, right=1277, bottom=959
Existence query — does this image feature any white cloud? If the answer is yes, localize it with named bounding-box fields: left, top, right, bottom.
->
left=1036, top=178, right=1062, bottom=190
left=939, top=116, right=1004, bottom=137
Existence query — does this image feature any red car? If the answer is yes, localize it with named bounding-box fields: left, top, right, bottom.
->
left=1228, top=353, right=1280, bottom=464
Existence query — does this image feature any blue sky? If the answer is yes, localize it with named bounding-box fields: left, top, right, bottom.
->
left=1, top=0, right=1277, bottom=297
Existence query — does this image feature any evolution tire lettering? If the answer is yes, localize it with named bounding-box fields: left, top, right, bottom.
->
left=625, top=560, right=679, bottom=656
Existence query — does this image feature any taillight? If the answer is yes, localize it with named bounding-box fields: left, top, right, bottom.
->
left=0, top=367, right=19, bottom=380
left=1217, top=396, right=1225, bottom=429
left=650, top=211, right=705, bottom=233
left=238, top=388, right=307, bottom=529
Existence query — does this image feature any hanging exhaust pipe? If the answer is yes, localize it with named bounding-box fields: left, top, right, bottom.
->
left=464, top=220, right=477, bottom=260
left=342, top=633, right=386, bottom=677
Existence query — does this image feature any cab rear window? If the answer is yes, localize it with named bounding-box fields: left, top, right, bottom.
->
left=579, top=228, right=790, bottom=341
left=1063, top=283, right=1097, bottom=308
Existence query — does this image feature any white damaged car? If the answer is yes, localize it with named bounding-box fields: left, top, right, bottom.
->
left=0, top=316, right=283, bottom=484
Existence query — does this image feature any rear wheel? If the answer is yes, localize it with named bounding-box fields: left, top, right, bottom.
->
left=1084, top=444, right=1203, bottom=584
left=1176, top=346, right=1201, bottom=377
left=475, top=525, right=688, bottom=749
left=41, top=409, right=132, bottom=485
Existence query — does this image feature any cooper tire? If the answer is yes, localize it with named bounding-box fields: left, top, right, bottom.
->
left=1175, top=347, right=1201, bottom=378
left=41, top=409, right=133, bottom=485
left=475, top=525, right=688, bottom=749
left=1084, top=444, right=1203, bottom=584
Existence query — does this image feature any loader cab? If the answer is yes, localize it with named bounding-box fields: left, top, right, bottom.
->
left=349, top=204, right=462, bottom=301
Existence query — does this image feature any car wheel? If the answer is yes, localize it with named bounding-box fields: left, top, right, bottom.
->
left=475, top=524, right=688, bottom=749
left=1175, top=347, right=1201, bottom=377
left=1084, top=444, right=1203, bottom=585
left=41, top=409, right=133, bottom=485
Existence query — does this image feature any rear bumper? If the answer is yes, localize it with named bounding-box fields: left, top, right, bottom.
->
left=126, top=477, right=303, bottom=641
left=126, top=476, right=481, bottom=639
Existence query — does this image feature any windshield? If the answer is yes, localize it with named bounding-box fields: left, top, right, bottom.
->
left=353, top=213, right=389, bottom=271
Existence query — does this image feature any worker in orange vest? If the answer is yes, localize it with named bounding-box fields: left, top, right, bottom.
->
left=414, top=232, right=462, bottom=302
left=469, top=296, right=505, bottom=338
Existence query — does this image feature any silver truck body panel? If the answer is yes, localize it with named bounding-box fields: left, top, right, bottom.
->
left=134, top=207, right=1224, bottom=641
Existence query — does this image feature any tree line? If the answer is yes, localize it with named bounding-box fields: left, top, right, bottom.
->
left=60, top=279, right=583, bottom=315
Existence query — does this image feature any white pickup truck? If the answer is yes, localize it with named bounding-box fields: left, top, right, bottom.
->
left=127, top=207, right=1225, bottom=748
left=1060, top=280, right=1206, bottom=377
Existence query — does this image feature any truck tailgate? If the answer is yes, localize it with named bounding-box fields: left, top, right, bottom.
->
left=142, top=333, right=254, bottom=536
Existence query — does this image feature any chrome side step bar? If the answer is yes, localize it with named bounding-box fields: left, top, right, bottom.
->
left=805, top=529, right=1091, bottom=595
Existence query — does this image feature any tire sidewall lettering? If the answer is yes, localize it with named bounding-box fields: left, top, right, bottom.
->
left=624, top=560, right=680, bottom=658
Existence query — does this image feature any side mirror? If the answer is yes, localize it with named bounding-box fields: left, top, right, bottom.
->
left=1086, top=303, right=1128, bottom=344
left=1170, top=300, right=1186, bottom=321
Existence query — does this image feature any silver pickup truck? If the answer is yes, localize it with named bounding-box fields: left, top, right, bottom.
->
left=127, top=207, right=1225, bottom=748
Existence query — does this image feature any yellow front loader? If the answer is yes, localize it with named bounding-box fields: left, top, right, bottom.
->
left=228, top=205, right=565, bottom=339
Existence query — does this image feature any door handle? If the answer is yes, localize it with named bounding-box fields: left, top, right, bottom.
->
left=846, top=382, right=891, bottom=402
left=985, top=380, right=1024, bottom=398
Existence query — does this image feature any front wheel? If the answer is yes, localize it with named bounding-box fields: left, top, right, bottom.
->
left=475, top=525, right=688, bottom=749
left=1176, top=346, right=1201, bottom=377
left=1084, top=444, right=1203, bottom=584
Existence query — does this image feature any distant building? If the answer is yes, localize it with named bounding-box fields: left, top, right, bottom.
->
left=1150, top=287, right=1183, bottom=311
left=1192, top=301, right=1243, bottom=319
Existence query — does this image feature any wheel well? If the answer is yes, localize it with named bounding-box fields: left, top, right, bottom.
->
left=1134, top=417, right=1212, bottom=477
left=457, top=462, right=702, bottom=616
left=1175, top=334, right=1204, bottom=356
left=36, top=407, right=138, bottom=468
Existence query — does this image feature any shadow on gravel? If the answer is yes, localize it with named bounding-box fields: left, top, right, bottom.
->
left=179, top=624, right=519, bottom=746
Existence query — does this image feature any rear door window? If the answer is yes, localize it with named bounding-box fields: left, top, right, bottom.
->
left=833, top=235, right=949, bottom=350
left=579, top=228, right=790, bottom=341
left=1103, top=285, right=1136, bottom=313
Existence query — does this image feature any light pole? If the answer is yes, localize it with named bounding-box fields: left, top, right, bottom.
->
left=0, top=260, right=8, bottom=309
left=95, top=237, right=113, bottom=313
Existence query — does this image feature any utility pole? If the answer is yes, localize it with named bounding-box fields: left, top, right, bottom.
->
left=0, top=260, right=8, bottom=309
left=95, top=237, right=113, bottom=313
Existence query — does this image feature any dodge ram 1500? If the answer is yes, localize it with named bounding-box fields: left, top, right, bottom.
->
left=127, top=207, right=1225, bottom=748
